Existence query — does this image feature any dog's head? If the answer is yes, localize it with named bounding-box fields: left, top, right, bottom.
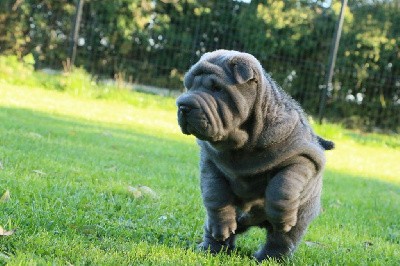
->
left=176, top=50, right=264, bottom=147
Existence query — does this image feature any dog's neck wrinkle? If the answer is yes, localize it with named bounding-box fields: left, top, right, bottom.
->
left=253, top=75, right=300, bottom=148
left=223, top=76, right=269, bottom=150
left=245, top=75, right=277, bottom=146
left=264, top=76, right=284, bottom=114
left=205, top=75, right=297, bottom=152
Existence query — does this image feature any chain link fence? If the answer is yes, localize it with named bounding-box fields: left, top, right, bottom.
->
left=0, top=0, right=399, bottom=132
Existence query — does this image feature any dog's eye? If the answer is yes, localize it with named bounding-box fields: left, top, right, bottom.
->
left=211, top=83, right=222, bottom=92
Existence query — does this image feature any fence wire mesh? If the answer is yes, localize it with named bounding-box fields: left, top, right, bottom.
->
left=0, top=0, right=399, bottom=132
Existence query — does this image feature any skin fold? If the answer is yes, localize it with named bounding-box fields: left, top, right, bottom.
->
left=176, top=50, right=333, bottom=261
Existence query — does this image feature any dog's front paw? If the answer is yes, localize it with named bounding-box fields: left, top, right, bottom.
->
left=197, top=240, right=233, bottom=254
left=206, top=218, right=237, bottom=242
left=266, top=205, right=297, bottom=233
left=198, top=233, right=236, bottom=254
left=269, top=214, right=296, bottom=233
left=273, top=223, right=293, bottom=233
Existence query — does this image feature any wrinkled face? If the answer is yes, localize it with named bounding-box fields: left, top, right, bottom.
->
left=176, top=50, right=259, bottom=143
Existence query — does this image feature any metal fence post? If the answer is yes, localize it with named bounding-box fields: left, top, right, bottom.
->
left=69, top=0, right=85, bottom=67
left=318, top=0, right=348, bottom=124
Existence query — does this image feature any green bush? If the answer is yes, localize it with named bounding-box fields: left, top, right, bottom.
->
left=0, top=54, right=99, bottom=95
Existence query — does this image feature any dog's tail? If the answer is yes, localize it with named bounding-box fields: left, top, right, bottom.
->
left=317, top=136, right=335, bottom=150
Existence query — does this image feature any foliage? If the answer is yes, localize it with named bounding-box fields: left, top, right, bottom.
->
left=0, top=0, right=75, bottom=66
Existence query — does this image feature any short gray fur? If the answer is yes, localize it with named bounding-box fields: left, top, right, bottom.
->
left=176, top=50, right=333, bottom=262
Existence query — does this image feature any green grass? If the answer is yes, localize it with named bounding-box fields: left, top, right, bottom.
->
left=1, top=58, right=400, bottom=265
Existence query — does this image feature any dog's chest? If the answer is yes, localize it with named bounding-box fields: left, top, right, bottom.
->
left=228, top=173, right=271, bottom=199
left=215, top=149, right=276, bottom=177
left=215, top=151, right=276, bottom=198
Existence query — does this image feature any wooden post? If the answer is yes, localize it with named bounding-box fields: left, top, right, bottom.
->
left=69, top=0, right=85, bottom=66
left=318, top=0, right=348, bottom=124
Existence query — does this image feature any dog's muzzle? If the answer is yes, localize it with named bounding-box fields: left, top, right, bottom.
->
left=177, top=103, right=193, bottom=135
left=176, top=93, right=214, bottom=140
left=177, top=94, right=198, bottom=135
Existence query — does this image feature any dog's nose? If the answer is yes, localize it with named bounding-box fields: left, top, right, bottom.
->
left=179, top=105, right=192, bottom=114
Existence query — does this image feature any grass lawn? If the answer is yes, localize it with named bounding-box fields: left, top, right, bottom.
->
left=1, top=72, right=400, bottom=265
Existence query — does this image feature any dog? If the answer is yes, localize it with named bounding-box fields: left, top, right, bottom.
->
left=176, top=50, right=334, bottom=261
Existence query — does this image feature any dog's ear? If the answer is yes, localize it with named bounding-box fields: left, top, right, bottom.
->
left=230, top=59, right=254, bottom=84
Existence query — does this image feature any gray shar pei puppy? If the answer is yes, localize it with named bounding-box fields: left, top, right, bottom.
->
left=176, top=50, right=334, bottom=261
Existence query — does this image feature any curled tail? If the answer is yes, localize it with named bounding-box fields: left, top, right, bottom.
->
left=317, top=136, right=335, bottom=150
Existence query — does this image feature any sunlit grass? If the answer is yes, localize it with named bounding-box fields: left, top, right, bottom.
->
left=0, top=76, right=399, bottom=265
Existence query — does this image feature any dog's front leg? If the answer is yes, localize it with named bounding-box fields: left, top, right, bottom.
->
left=253, top=157, right=318, bottom=261
left=198, top=158, right=237, bottom=253
left=265, top=157, right=316, bottom=233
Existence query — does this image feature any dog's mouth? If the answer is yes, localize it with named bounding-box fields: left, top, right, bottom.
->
left=178, top=117, right=190, bottom=135
left=177, top=106, right=224, bottom=142
left=176, top=91, right=230, bottom=142
left=178, top=108, right=209, bottom=138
